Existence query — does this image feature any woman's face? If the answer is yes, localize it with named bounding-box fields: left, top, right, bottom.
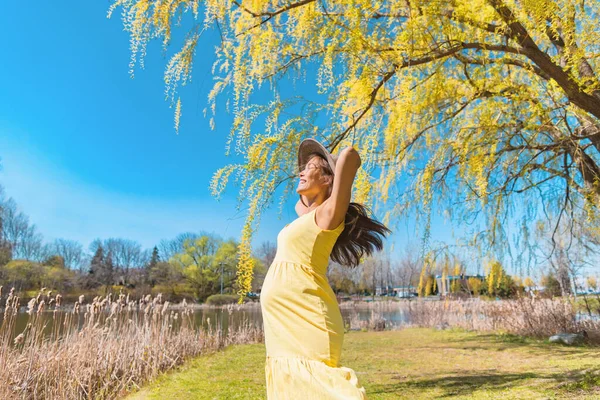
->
left=296, top=155, right=332, bottom=198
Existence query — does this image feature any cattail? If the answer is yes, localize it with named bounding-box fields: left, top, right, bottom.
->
left=5, top=290, right=16, bottom=318
left=14, top=333, right=25, bottom=345
left=79, top=295, right=85, bottom=304
left=37, top=300, right=46, bottom=314
left=7, top=295, right=19, bottom=315
left=27, top=298, right=37, bottom=315
left=38, top=288, right=46, bottom=303
left=161, top=301, right=170, bottom=315
left=56, top=294, right=62, bottom=308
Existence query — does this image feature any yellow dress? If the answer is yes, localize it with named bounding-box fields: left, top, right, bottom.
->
left=260, top=208, right=367, bottom=399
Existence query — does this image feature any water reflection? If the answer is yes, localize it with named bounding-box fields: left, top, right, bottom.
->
left=7, top=303, right=409, bottom=337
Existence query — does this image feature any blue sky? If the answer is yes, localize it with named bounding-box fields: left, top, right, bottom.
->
left=0, top=1, right=461, bottom=263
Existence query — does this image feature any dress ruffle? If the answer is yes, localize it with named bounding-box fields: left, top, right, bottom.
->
left=265, top=355, right=367, bottom=400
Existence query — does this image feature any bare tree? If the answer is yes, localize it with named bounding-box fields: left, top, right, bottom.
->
left=359, top=252, right=388, bottom=299
left=393, top=243, right=422, bottom=296
left=93, top=238, right=145, bottom=286
left=1, top=198, right=30, bottom=258
left=158, top=232, right=201, bottom=261
left=536, top=218, right=586, bottom=296
left=49, top=239, right=84, bottom=270
left=19, top=225, right=45, bottom=262
left=255, top=241, right=277, bottom=269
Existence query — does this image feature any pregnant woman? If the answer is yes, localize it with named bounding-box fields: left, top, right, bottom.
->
left=260, top=138, right=391, bottom=399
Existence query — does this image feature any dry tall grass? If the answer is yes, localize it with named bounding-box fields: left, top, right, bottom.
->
left=340, top=297, right=600, bottom=342
left=347, top=310, right=388, bottom=331
left=0, top=288, right=263, bottom=399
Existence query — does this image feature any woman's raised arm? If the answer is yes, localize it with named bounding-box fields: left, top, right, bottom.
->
left=319, top=147, right=361, bottom=228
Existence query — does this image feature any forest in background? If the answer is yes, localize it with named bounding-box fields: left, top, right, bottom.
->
left=1, top=175, right=595, bottom=304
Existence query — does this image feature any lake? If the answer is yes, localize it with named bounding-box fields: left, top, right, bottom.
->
left=8, top=301, right=410, bottom=338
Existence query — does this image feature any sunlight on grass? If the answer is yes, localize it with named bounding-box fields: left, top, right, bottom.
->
left=128, top=328, right=600, bottom=399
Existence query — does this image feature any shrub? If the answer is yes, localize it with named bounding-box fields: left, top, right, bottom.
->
left=206, top=294, right=240, bottom=305
left=541, top=273, right=563, bottom=297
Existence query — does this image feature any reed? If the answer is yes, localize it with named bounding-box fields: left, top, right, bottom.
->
left=340, top=296, right=600, bottom=342
left=0, top=289, right=263, bottom=399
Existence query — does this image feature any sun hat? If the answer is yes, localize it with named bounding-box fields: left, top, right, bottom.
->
left=297, top=138, right=338, bottom=176
left=297, top=138, right=339, bottom=207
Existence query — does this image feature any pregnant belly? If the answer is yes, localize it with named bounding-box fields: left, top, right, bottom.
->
left=261, top=262, right=343, bottom=329
left=261, top=262, right=320, bottom=308
left=260, top=262, right=344, bottom=362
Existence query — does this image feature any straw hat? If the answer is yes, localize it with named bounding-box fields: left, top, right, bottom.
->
left=297, top=138, right=338, bottom=175
left=297, top=138, right=339, bottom=207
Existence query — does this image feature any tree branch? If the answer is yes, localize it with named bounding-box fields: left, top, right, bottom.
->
left=329, top=66, right=397, bottom=151
left=233, top=0, right=317, bottom=35
left=453, top=53, right=550, bottom=81
left=487, top=0, right=600, bottom=120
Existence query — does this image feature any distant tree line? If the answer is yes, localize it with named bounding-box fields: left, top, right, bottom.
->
left=0, top=184, right=268, bottom=302
left=1, top=175, right=596, bottom=302
left=326, top=242, right=591, bottom=300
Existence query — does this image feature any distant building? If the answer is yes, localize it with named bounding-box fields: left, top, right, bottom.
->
left=435, top=274, right=485, bottom=296
left=375, top=285, right=418, bottom=296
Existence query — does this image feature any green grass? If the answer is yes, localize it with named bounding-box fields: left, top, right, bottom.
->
left=126, top=328, right=600, bottom=399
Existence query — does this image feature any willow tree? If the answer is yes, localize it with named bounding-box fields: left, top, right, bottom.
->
left=109, top=0, right=600, bottom=301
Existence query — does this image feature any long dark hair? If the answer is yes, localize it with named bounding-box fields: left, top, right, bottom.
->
left=301, top=154, right=392, bottom=268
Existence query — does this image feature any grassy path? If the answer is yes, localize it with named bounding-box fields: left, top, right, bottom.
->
left=127, top=328, right=600, bottom=399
